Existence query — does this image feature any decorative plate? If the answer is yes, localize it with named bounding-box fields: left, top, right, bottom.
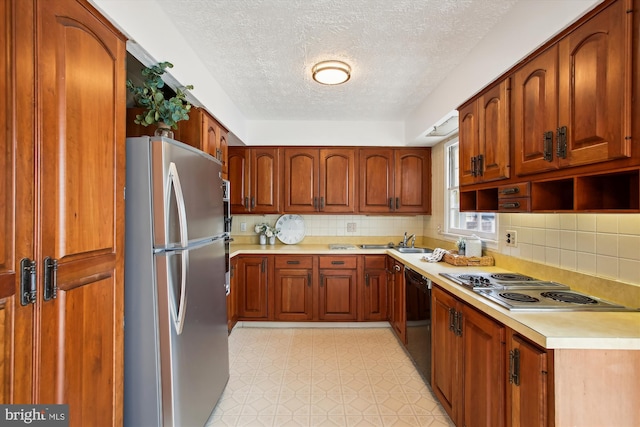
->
left=276, top=214, right=305, bottom=245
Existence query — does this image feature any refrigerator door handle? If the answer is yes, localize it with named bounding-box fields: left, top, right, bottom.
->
left=171, top=249, right=189, bottom=335
left=168, top=162, right=189, bottom=248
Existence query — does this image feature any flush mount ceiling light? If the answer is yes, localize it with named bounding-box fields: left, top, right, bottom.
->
left=312, top=60, right=351, bottom=85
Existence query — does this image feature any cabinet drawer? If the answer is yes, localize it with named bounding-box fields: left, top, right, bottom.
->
left=498, top=197, right=531, bottom=212
left=498, top=182, right=530, bottom=198
left=275, top=256, right=313, bottom=269
left=319, top=256, right=357, bottom=269
left=364, top=255, right=386, bottom=270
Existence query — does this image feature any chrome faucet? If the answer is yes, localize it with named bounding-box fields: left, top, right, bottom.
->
left=400, top=232, right=416, bottom=247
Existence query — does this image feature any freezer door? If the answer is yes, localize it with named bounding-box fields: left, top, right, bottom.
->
left=151, top=137, right=225, bottom=249
left=155, top=238, right=229, bottom=427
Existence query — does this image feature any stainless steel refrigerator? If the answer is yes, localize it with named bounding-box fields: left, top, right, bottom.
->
left=124, top=136, right=229, bottom=427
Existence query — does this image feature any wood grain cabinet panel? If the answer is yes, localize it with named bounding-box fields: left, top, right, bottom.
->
left=432, top=285, right=505, bottom=427
left=460, top=79, right=510, bottom=187
left=4, top=0, right=126, bottom=424
left=228, top=147, right=280, bottom=214
left=359, top=148, right=431, bottom=214
left=274, top=256, right=314, bottom=321
left=507, top=332, right=551, bottom=427
left=362, top=256, right=387, bottom=321
left=514, top=0, right=632, bottom=176
left=283, top=148, right=356, bottom=213
left=237, top=256, right=271, bottom=319
left=318, top=256, right=358, bottom=321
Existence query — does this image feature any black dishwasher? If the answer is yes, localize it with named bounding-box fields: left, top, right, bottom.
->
left=404, top=267, right=432, bottom=384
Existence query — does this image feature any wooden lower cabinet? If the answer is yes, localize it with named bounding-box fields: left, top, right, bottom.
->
left=227, top=257, right=239, bottom=332
left=274, top=256, right=314, bottom=320
left=387, top=257, right=406, bottom=344
left=431, top=285, right=505, bottom=427
left=507, top=331, right=552, bottom=427
left=362, top=255, right=387, bottom=321
left=318, top=256, right=358, bottom=321
left=237, top=255, right=271, bottom=319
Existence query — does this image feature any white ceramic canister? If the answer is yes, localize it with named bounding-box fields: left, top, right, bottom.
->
left=465, top=235, right=482, bottom=257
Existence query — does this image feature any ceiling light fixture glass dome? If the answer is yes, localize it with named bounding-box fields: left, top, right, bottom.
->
left=312, top=60, right=351, bottom=85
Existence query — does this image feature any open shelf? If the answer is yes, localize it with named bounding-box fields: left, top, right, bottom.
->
left=532, top=179, right=574, bottom=211
left=576, top=170, right=640, bottom=211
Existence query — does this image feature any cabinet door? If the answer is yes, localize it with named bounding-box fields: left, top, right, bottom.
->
left=274, top=255, right=314, bottom=321
left=459, top=100, right=480, bottom=186
left=219, top=128, right=228, bottom=178
left=2, top=0, right=35, bottom=402
left=251, top=147, right=280, bottom=214
left=283, top=148, right=319, bottom=212
left=431, top=286, right=460, bottom=423
left=227, top=257, right=238, bottom=332
left=237, top=256, right=269, bottom=319
left=228, top=147, right=250, bottom=213
left=319, top=148, right=356, bottom=213
left=508, top=334, right=550, bottom=427
left=37, top=0, right=125, bottom=423
left=461, top=306, right=506, bottom=427
left=359, top=148, right=394, bottom=213
left=318, top=269, right=357, bottom=321
left=394, top=149, right=431, bottom=213
left=558, top=0, right=631, bottom=168
left=363, top=268, right=387, bottom=321
left=478, top=79, right=510, bottom=183
left=513, top=46, right=559, bottom=176
left=391, top=261, right=406, bottom=344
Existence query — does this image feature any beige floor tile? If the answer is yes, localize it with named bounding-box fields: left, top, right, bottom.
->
left=206, top=327, right=454, bottom=427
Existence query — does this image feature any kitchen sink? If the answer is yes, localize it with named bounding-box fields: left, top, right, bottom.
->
left=359, top=243, right=395, bottom=249
left=394, top=247, right=432, bottom=254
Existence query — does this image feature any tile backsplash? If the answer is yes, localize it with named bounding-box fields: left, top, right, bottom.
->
left=497, top=213, right=640, bottom=286
left=231, top=214, right=426, bottom=240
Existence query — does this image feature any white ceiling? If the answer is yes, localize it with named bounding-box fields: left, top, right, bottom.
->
left=92, top=0, right=602, bottom=146
left=151, top=0, right=518, bottom=122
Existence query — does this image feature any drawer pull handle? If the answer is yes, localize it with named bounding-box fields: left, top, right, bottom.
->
left=500, top=202, right=521, bottom=209
left=287, top=260, right=300, bottom=265
left=499, top=187, right=519, bottom=195
left=331, top=260, right=345, bottom=265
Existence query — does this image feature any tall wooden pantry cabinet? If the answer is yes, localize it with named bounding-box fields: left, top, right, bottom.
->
left=1, top=1, right=126, bottom=426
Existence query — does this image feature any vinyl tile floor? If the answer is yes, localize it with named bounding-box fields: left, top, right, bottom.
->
left=206, top=325, right=455, bottom=427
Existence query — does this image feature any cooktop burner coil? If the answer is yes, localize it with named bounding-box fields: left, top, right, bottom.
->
left=540, top=291, right=598, bottom=305
left=498, top=292, right=540, bottom=303
left=490, top=273, right=535, bottom=281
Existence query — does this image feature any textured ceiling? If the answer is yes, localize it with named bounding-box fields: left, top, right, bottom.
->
left=153, top=0, right=520, bottom=122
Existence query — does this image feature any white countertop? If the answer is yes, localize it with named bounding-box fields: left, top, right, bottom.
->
left=230, top=244, right=640, bottom=351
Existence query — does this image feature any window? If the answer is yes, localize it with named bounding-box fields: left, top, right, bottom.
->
left=444, top=138, right=497, bottom=242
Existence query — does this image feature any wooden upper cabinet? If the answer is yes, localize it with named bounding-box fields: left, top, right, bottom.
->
left=283, top=148, right=356, bottom=213
left=359, top=149, right=394, bottom=213
left=228, top=147, right=280, bottom=214
left=459, top=79, right=510, bottom=186
left=557, top=0, right=631, bottom=167
left=459, top=101, right=480, bottom=186
left=283, top=148, right=319, bottom=213
left=513, top=46, right=559, bottom=176
left=394, top=149, right=431, bottom=213
left=177, top=107, right=229, bottom=174
left=359, top=148, right=431, bottom=214
left=514, top=0, right=632, bottom=176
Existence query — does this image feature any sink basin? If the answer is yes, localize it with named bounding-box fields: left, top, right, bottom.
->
left=394, top=247, right=432, bottom=254
left=359, top=243, right=394, bottom=249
